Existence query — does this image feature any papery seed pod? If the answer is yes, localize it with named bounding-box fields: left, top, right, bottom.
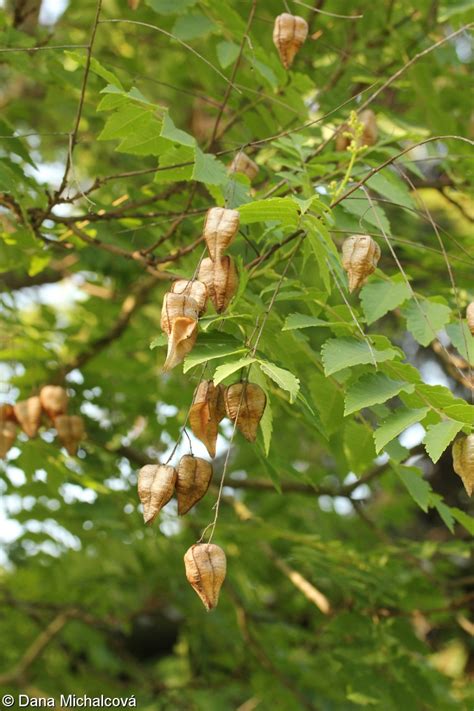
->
left=55, top=415, right=85, bottom=456
left=0, top=420, right=16, bottom=459
left=342, top=234, right=381, bottom=292
left=224, top=383, right=266, bottom=443
left=184, top=543, right=227, bottom=611
left=273, top=13, right=308, bottom=69
left=13, top=396, right=42, bottom=438
left=138, top=463, right=177, bottom=525
left=229, top=152, right=259, bottom=181
left=198, top=257, right=238, bottom=314
left=466, top=302, right=474, bottom=336
left=160, top=292, right=199, bottom=335
left=189, top=381, right=226, bottom=458
left=176, top=455, right=213, bottom=515
left=163, top=317, right=198, bottom=372
left=452, top=434, right=474, bottom=497
left=40, top=385, right=68, bottom=419
left=0, top=404, right=15, bottom=422
left=171, top=279, right=208, bottom=316
left=203, top=207, right=240, bottom=261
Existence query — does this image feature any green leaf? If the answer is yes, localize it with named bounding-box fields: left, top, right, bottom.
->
left=258, top=361, right=300, bottom=403
left=160, top=112, right=196, bottom=147
left=283, top=314, right=344, bottom=331
left=154, top=145, right=194, bottom=183
left=365, top=168, right=414, bottom=210
left=183, top=332, right=245, bottom=372
left=65, top=51, right=123, bottom=89
left=310, top=373, right=344, bottom=437
left=0, top=117, right=36, bottom=167
left=321, top=338, right=398, bottom=376
left=192, top=148, right=227, bottom=185
left=360, top=279, right=411, bottom=325
left=216, top=41, right=240, bottom=69
left=238, top=198, right=300, bottom=226
left=374, top=407, right=429, bottom=453
left=396, top=465, right=432, bottom=512
left=433, top=500, right=455, bottom=533
left=423, top=420, right=463, bottom=463
left=253, top=364, right=273, bottom=456
left=150, top=333, right=167, bottom=349
left=341, top=196, right=390, bottom=233
left=213, top=356, right=256, bottom=385
left=172, top=13, right=215, bottom=40
left=401, top=384, right=474, bottom=424
left=450, top=507, right=474, bottom=535
left=446, top=322, right=474, bottom=366
left=344, top=373, right=413, bottom=416
left=146, top=0, right=198, bottom=13
left=402, top=299, right=451, bottom=347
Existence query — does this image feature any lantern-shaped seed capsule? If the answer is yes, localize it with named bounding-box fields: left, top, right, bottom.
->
left=228, top=152, right=259, bottom=181
left=160, top=292, right=199, bottom=335
left=466, top=302, right=474, bottom=336
left=198, top=257, right=238, bottom=314
left=273, top=13, right=308, bottom=69
left=176, top=455, right=213, bottom=515
left=184, top=543, right=227, bottom=611
left=0, top=420, right=16, bottom=459
left=452, top=434, right=474, bottom=497
left=55, top=414, right=85, bottom=456
left=161, top=293, right=199, bottom=371
left=189, top=381, right=226, bottom=458
left=39, top=385, right=68, bottom=419
left=341, top=235, right=381, bottom=292
left=203, top=207, right=240, bottom=261
left=170, top=279, right=208, bottom=316
left=138, top=464, right=177, bottom=525
left=13, top=396, right=42, bottom=438
left=224, top=382, right=267, bottom=443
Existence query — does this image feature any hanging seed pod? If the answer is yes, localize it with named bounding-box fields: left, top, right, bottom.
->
left=13, top=396, right=42, bottom=438
left=0, top=420, right=16, bottom=459
left=184, top=543, right=227, bottom=611
left=160, top=292, right=199, bottom=335
left=55, top=415, right=85, bottom=456
left=138, top=463, right=177, bottom=525
left=452, top=434, right=474, bottom=497
left=161, top=293, right=199, bottom=371
left=273, top=13, right=308, bottom=69
left=189, top=381, right=226, bottom=458
left=224, top=383, right=266, bottom=443
left=203, top=207, right=240, bottom=261
left=341, top=234, right=381, bottom=292
left=228, top=152, right=259, bottom=181
left=198, top=257, right=238, bottom=314
left=170, top=279, right=208, bottom=316
left=40, top=385, right=68, bottom=419
left=466, top=302, right=474, bottom=336
left=0, top=404, right=14, bottom=422
left=176, top=455, right=213, bottom=515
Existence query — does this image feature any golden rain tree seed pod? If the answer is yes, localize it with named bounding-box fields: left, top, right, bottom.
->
left=161, top=292, right=200, bottom=372
left=170, top=279, right=208, bottom=316
left=224, top=382, right=267, bottom=443
left=39, top=385, right=68, bottom=419
left=160, top=292, right=199, bottom=335
left=13, top=396, right=42, bottom=438
left=184, top=543, right=227, bottom=611
left=54, top=414, right=85, bottom=456
left=198, top=256, right=238, bottom=314
left=228, top=151, right=259, bottom=181
left=138, top=463, right=177, bottom=525
left=0, top=420, right=16, bottom=459
left=176, top=454, right=213, bottom=515
left=466, top=302, right=474, bottom=336
left=452, top=434, right=474, bottom=497
left=341, top=234, right=381, bottom=293
left=203, top=207, right=240, bottom=261
left=0, top=404, right=15, bottom=422
left=273, top=13, right=308, bottom=69
left=189, top=380, right=226, bottom=458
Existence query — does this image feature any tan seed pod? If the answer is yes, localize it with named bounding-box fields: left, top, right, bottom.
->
left=273, top=13, right=308, bottom=69
left=0, top=420, right=16, bottom=459
left=55, top=414, right=85, bottom=456
left=452, top=434, right=474, bottom=497
left=176, top=455, right=213, bottom=515
left=170, top=279, right=208, bottom=316
left=198, top=256, right=238, bottom=314
left=163, top=317, right=198, bottom=372
left=224, top=383, right=266, bottom=443
left=184, top=543, right=227, bottom=611
left=138, top=463, right=177, bottom=525
left=229, top=152, right=259, bottom=181
left=13, top=396, right=42, bottom=438
left=342, top=234, right=381, bottom=292
left=466, top=302, right=474, bottom=336
left=0, top=404, right=15, bottom=422
left=39, top=385, right=68, bottom=419
left=336, top=110, right=378, bottom=152
left=189, top=381, right=226, bottom=458
left=203, top=207, right=240, bottom=261
left=160, top=292, right=199, bottom=336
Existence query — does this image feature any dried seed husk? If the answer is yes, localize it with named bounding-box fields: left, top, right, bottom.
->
left=163, top=316, right=198, bottom=372
left=198, top=256, right=238, bottom=314
left=189, top=380, right=226, bottom=458
left=138, top=463, right=177, bottom=525
left=467, top=302, right=474, bottom=336
left=170, top=279, right=208, bottom=316
left=203, top=207, right=240, bottom=261
left=13, top=396, right=42, bottom=438
left=39, top=385, right=68, bottom=419
left=335, top=110, right=378, bottom=152
left=0, top=420, right=16, bottom=459
left=229, top=152, right=259, bottom=181
left=452, top=434, right=474, bottom=497
left=273, top=13, right=308, bottom=69
left=128, top=0, right=140, bottom=8
left=55, top=414, right=85, bottom=456
left=184, top=543, right=227, bottom=611
left=224, top=382, right=267, bottom=443
left=176, top=455, right=213, bottom=515
left=341, top=234, right=381, bottom=292
left=0, top=404, right=15, bottom=422
left=160, top=292, right=199, bottom=335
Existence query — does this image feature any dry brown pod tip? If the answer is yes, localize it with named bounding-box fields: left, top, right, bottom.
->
left=189, top=380, right=226, bottom=458
left=224, top=382, right=267, bottom=443
left=273, top=13, right=308, bottom=69
left=452, top=434, right=474, bottom=497
left=228, top=151, right=259, bottom=181
left=55, top=414, right=85, bottom=456
left=198, top=256, right=238, bottom=314
left=138, top=463, right=177, bottom=525
left=176, top=454, right=213, bottom=515
left=161, top=292, right=200, bottom=371
left=203, top=207, right=240, bottom=261
left=341, top=234, right=381, bottom=292
left=13, top=396, right=42, bottom=438
left=184, top=543, right=227, bottom=611
left=335, top=110, right=378, bottom=152
left=466, top=302, right=474, bottom=336
left=128, top=0, right=140, bottom=8
left=40, top=385, right=68, bottom=419
left=0, top=420, right=16, bottom=459
left=170, top=279, right=208, bottom=316
left=0, top=404, right=15, bottom=422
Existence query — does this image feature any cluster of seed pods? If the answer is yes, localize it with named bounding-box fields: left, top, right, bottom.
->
left=0, top=385, right=84, bottom=459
